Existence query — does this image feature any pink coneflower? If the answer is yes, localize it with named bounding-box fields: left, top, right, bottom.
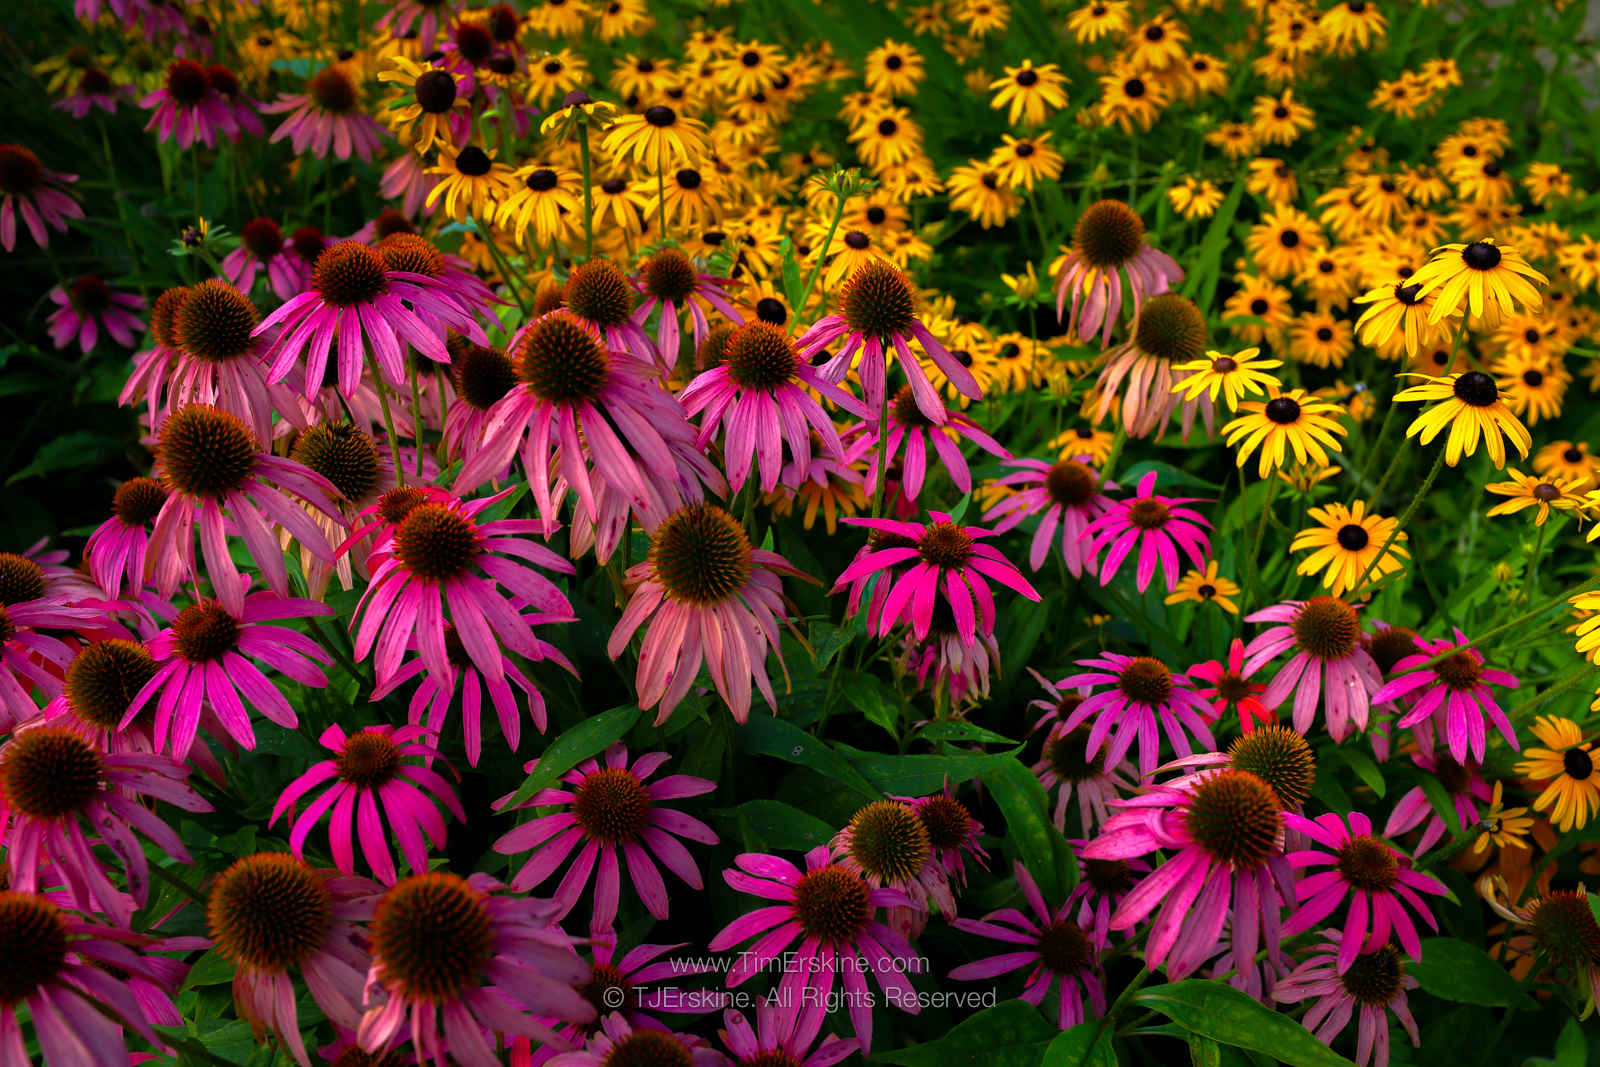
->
left=1065, top=842, right=1148, bottom=948
left=1244, top=597, right=1382, bottom=742
left=443, top=342, right=519, bottom=472
left=709, top=846, right=921, bottom=1052
left=634, top=247, right=745, bottom=357
left=609, top=503, right=808, bottom=723
left=1281, top=811, right=1447, bottom=972
left=225, top=217, right=306, bottom=300
left=1027, top=689, right=1134, bottom=834
left=382, top=149, right=441, bottom=218
left=373, top=616, right=574, bottom=766
left=257, top=240, right=480, bottom=400
left=203, top=64, right=265, bottom=140
left=897, top=628, right=999, bottom=711
left=377, top=0, right=451, bottom=50
left=949, top=860, right=1106, bottom=1028
left=799, top=259, right=981, bottom=423
left=680, top=321, right=869, bottom=494
left=47, top=275, right=145, bottom=355
left=84, top=477, right=168, bottom=598
left=120, top=286, right=190, bottom=427
left=0, top=889, right=185, bottom=1063
left=141, top=59, right=227, bottom=148
left=350, top=487, right=576, bottom=689
left=984, top=455, right=1117, bottom=575
left=1, top=721, right=208, bottom=924
left=0, top=142, right=83, bottom=252
left=273, top=724, right=464, bottom=885
left=718, top=999, right=860, bottom=1067
left=853, top=386, right=1008, bottom=502
left=1188, top=638, right=1274, bottom=733
left=1053, top=199, right=1183, bottom=348
left=0, top=576, right=107, bottom=729
left=495, top=742, right=717, bottom=931
left=264, top=66, right=386, bottom=161
left=127, top=584, right=332, bottom=758
left=1090, top=293, right=1212, bottom=439
left=207, top=853, right=380, bottom=1067
left=834, top=511, right=1040, bottom=647
left=146, top=405, right=341, bottom=615
left=1370, top=629, right=1520, bottom=764
left=555, top=936, right=720, bottom=1038
left=56, top=65, right=129, bottom=118
left=1082, top=766, right=1290, bottom=978
left=1058, top=652, right=1216, bottom=776
left=358, top=871, right=596, bottom=1066
left=1382, top=751, right=1489, bottom=856
left=547, top=1013, right=726, bottom=1067
left=562, top=259, right=663, bottom=370
left=1273, top=932, right=1420, bottom=1067
left=1082, top=470, right=1211, bottom=594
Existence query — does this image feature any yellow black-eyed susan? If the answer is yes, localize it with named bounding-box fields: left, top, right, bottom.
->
left=1163, top=561, right=1240, bottom=614
left=602, top=105, right=709, bottom=169
left=1223, top=387, right=1348, bottom=477
left=378, top=57, right=469, bottom=154
left=1515, top=716, right=1600, bottom=832
left=424, top=144, right=516, bottom=222
left=1168, top=177, right=1223, bottom=220
left=1291, top=501, right=1408, bottom=598
left=1170, top=347, right=1282, bottom=412
left=1409, top=238, right=1547, bottom=327
left=1485, top=468, right=1585, bottom=525
left=1393, top=370, right=1532, bottom=469
left=988, top=61, right=1068, bottom=126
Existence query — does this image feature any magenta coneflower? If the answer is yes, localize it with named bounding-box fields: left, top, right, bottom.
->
left=0, top=142, right=83, bottom=252
left=1281, top=811, right=1447, bottom=972
left=257, top=240, right=480, bottom=400
left=799, top=259, right=981, bottom=423
left=264, top=66, right=386, bottom=161
left=0, top=889, right=185, bottom=1063
left=562, top=259, right=663, bottom=370
left=949, top=860, right=1106, bottom=1028
left=378, top=231, right=497, bottom=321
left=358, top=871, right=596, bottom=1066
left=120, top=285, right=189, bottom=426
left=351, top=487, right=576, bottom=690
left=225, top=217, right=306, bottom=300
left=634, top=246, right=745, bottom=357
left=203, top=64, right=265, bottom=141
left=0, top=577, right=106, bottom=729
left=984, top=456, right=1116, bottom=575
left=1382, top=752, right=1489, bottom=856
left=720, top=1000, right=860, bottom=1067
left=207, top=853, right=379, bottom=1067
left=1370, top=628, right=1520, bottom=764
left=374, top=616, right=575, bottom=766
left=898, top=628, right=1000, bottom=713
left=545, top=936, right=720, bottom=1040
left=1082, top=766, right=1290, bottom=978
left=128, top=584, right=332, bottom=758
left=56, top=65, right=130, bottom=118
left=141, top=59, right=227, bottom=148
left=1028, top=676, right=1137, bottom=833
left=1273, top=932, right=1420, bottom=1067
left=1054, top=199, right=1183, bottom=348
left=84, top=477, right=168, bottom=598
left=1059, top=652, right=1216, bottom=776
left=1083, top=470, right=1211, bottom=593
left=273, top=724, right=465, bottom=885
left=47, top=275, right=144, bottom=355
left=546, top=1013, right=724, bottom=1067
left=1091, top=293, right=1211, bottom=439
left=382, top=149, right=440, bottom=217
left=495, top=742, right=717, bottom=931
left=709, top=845, right=921, bottom=1052
left=1244, top=597, right=1382, bottom=742
left=377, top=0, right=450, bottom=50
left=443, top=342, right=519, bottom=472
left=1066, top=843, right=1148, bottom=948
left=610, top=503, right=808, bottom=724
left=1, top=721, right=208, bottom=924
left=681, top=320, right=869, bottom=494
left=834, top=511, right=1039, bottom=647
left=854, top=386, right=1008, bottom=502
left=1188, top=638, right=1274, bottom=733
left=146, top=405, right=341, bottom=615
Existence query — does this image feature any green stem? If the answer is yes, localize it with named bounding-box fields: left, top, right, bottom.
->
left=149, top=861, right=206, bottom=906
left=372, top=370, right=406, bottom=488
left=479, top=218, right=531, bottom=319
left=1101, top=421, right=1128, bottom=479
left=872, top=385, right=891, bottom=518
left=656, top=160, right=669, bottom=245
left=1350, top=446, right=1447, bottom=599
left=1356, top=386, right=1399, bottom=487
left=789, top=191, right=850, bottom=336
left=577, top=119, right=595, bottom=262
left=1527, top=518, right=1548, bottom=593
left=306, top=615, right=368, bottom=687
left=1246, top=472, right=1281, bottom=602
left=1368, top=433, right=1412, bottom=506
left=409, top=364, right=426, bottom=479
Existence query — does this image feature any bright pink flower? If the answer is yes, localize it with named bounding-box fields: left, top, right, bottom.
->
left=1064, top=841, right=1149, bottom=948
left=798, top=260, right=981, bottom=423
left=1244, top=597, right=1382, bottom=742
left=1282, top=811, right=1448, bottom=973
left=263, top=66, right=387, bottom=160
left=0, top=560, right=110, bottom=728
left=376, top=0, right=449, bottom=49
left=0, top=142, right=82, bottom=252
left=0, top=890, right=185, bottom=1064
left=1382, top=752, right=1489, bottom=856
left=0, top=721, right=208, bottom=924
left=610, top=503, right=809, bottom=724
left=1058, top=652, right=1215, bottom=776
left=546, top=1013, right=727, bottom=1067
left=897, top=628, right=999, bottom=710
left=128, top=585, right=332, bottom=758
left=1371, top=628, right=1520, bottom=764
left=834, top=511, right=1040, bottom=647
left=852, top=386, right=1008, bottom=502
left=633, top=247, right=744, bottom=357
left=1273, top=931, right=1420, bottom=1067
left=225, top=217, right=306, bottom=300
left=351, top=488, right=576, bottom=689
left=1082, top=470, right=1211, bottom=593
left=84, top=478, right=168, bottom=598
left=949, top=860, right=1106, bottom=1029
left=680, top=321, right=869, bottom=494
left=495, top=743, right=717, bottom=932
left=1027, top=671, right=1135, bottom=835
left=1188, top=638, right=1274, bottom=733
left=46, top=275, right=144, bottom=355
left=1082, top=766, right=1290, bottom=979
left=273, top=724, right=465, bottom=885
left=140, top=59, right=228, bottom=148
left=985, top=456, right=1117, bottom=575
left=562, top=259, right=663, bottom=370
left=358, top=871, right=596, bottom=1067
left=1053, top=200, right=1183, bottom=348
left=708, top=845, right=921, bottom=1052
left=718, top=999, right=859, bottom=1067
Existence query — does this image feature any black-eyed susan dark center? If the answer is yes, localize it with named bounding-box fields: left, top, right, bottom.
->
left=1134, top=294, right=1207, bottom=362
left=649, top=503, right=752, bottom=605
left=724, top=321, right=798, bottom=392
left=839, top=259, right=916, bottom=339
left=1037, top=921, right=1095, bottom=976
left=65, top=639, right=157, bottom=730
left=1, top=726, right=105, bottom=819
left=1118, top=656, right=1172, bottom=706
left=1336, top=523, right=1370, bottom=551
left=755, top=297, right=788, bottom=325
left=1292, top=596, right=1360, bottom=660
left=644, top=105, right=676, bottom=127
left=372, top=872, right=495, bottom=1001
left=1460, top=241, right=1502, bottom=271
left=158, top=405, right=257, bottom=500
left=0, top=892, right=69, bottom=1004
left=1336, top=835, right=1398, bottom=891
left=337, top=731, right=402, bottom=788
left=394, top=502, right=482, bottom=582
left=572, top=766, right=653, bottom=844
left=292, top=423, right=382, bottom=503
left=1563, top=748, right=1594, bottom=781
left=413, top=69, right=457, bottom=113
left=917, top=521, right=973, bottom=569
left=1227, top=726, right=1316, bottom=808
left=0, top=554, right=46, bottom=607
left=847, top=801, right=930, bottom=883
left=792, top=865, right=872, bottom=945
left=1073, top=200, right=1144, bottom=269
left=564, top=260, right=635, bottom=327
left=314, top=242, right=389, bottom=307
left=208, top=853, right=334, bottom=972
left=515, top=311, right=610, bottom=404
left=1453, top=371, right=1498, bottom=407
left=1184, top=770, right=1281, bottom=869
left=1265, top=396, right=1302, bottom=424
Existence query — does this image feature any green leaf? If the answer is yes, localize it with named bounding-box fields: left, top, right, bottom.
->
left=1133, top=980, right=1356, bottom=1067
left=725, top=799, right=835, bottom=852
left=1041, top=1022, right=1117, bottom=1067
left=1407, top=937, right=1533, bottom=1009
left=1556, top=1015, right=1586, bottom=1067
left=1342, top=749, right=1387, bottom=798
left=1188, top=1034, right=1222, bottom=1067
left=809, top=619, right=855, bottom=669
left=871, top=1000, right=1055, bottom=1066
left=7, top=432, right=122, bottom=484
left=915, top=721, right=1017, bottom=746
left=180, top=948, right=236, bottom=990
left=737, top=716, right=879, bottom=801
left=841, top=672, right=901, bottom=739
left=501, top=705, right=642, bottom=808
left=980, top=756, right=1076, bottom=901
left=842, top=748, right=1002, bottom=795
left=779, top=235, right=804, bottom=311
left=1179, top=178, right=1246, bottom=312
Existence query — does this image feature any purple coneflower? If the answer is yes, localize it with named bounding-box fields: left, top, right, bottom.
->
left=1065, top=843, right=1148, bottom=948
left=634, top=247, right=744, bottom=357
left=562, top=259, right=662, bottom=369
left=540, top=936, right=719, bottom=1041
left=1382, top=751, right=1489, bottom=856
left=141, top=59, right=227, bottom=148
left=1091, top=293, right=1211, bottom=439
left=264, top=65, right=386, bottom=161
left=853, top=386, right=1008, bottom=502
left=0, top=562, right=108, bottom=729
left=949, top=860, right=1106, bottom=1028
left=273, top=724, right=464, bottom=885
left=1058, top=652, right=1215, bottom=776
left=376, top=0, right=450, bottom=50
left=718, top=999, right=859, bottom=1067
left=1053, top=199, right=1183, bottom=348
left=1281, top=811, right=1447, bottom=972
left=1370, top=628, right=1520, bottom=764
left=56, top=65, right=129, bottom=118
left=1083, top=470, right=1211, bottom=593
left=47, top=275, right=144, bottom=355
left=985, top=455, right=1117, bottom=575
left=84, top=477, right=167, bottom=598
left=203, top=64, right=265, bottom=141
left=547, top=1013, right=726, bottom=1067
left=0, top=142, right=83, bottom=252
left=1244, top=597, right=1382, bottom=742
left=1273, top=932, right=1420, bottom=1067
left=225, top=217, right=306, bottom=300
left=495, top=743, right=717, bottom=932
left=1028, top=674, right=1136, bottom=834
left=120, top=286, right=189, bottom=427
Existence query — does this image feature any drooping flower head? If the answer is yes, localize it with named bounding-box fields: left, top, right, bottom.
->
left=984, top=456, right=1117, bottom=575
left=633, top=246, right=745, bottom=358
left=1083, top=470, right=1212, bottom=594
left=1053, top=199, right=1183, bottom=348
left=264, top=65, right=388, bottom=161
left=1382, top=752, right=1489, bottom=857
left=140, top=58, right=226, bottom=148
left=1094, top=293, right=1212, bottom=439
left=0, top=142, right=83, bottom=252
left=224, top=216, right=307, bottom=300
left=1029, top=692, right=1135, bottom=834
left=1408, top=238, right=1545, bottom=329
left=84, top=477, right=169, bottom=599
left=1244, top=597, right=1382, bottom=742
